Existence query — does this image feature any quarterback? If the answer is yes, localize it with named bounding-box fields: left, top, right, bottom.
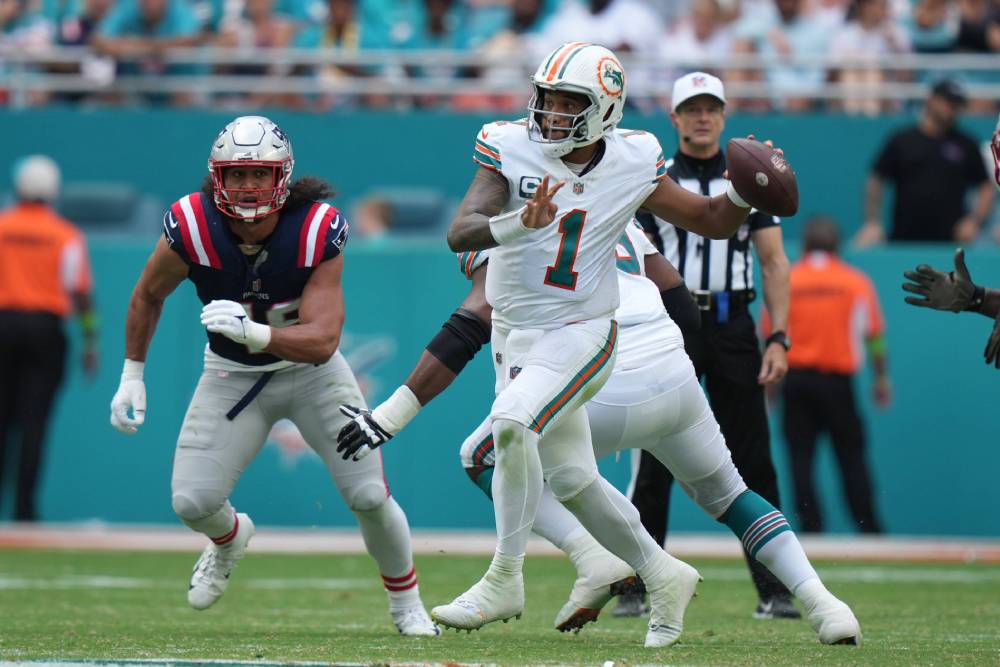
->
left=341, top=43, right=858, bottom=648
left=339, top=223, right=862, bottom=646
left=108, top=116, right=438, bottom=636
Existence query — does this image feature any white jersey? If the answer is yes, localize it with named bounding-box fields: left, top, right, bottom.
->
left=473, top=120, right=666, bottom=331
left=457, top=221, right=684, bottom=371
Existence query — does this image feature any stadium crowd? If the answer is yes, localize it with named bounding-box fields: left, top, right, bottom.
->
left=2, top=0, right=999, bottom=111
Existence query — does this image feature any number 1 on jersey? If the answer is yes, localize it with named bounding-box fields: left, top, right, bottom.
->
left=544, top=209, right=587, bottom=291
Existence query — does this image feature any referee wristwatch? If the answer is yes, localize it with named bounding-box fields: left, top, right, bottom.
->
left=765, top=330, right=791, bottom=352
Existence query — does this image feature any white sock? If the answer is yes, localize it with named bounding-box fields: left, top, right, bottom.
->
left=354, top=497, right=421, bottom=610
left=492, top=418, right=543, bottom=559
left=486, top=550, right=525, bottom=582
left=531, top=486, right=586, bottom=550
left=561, top=477, right=663, bottom=575
left=755, top=531, right=820, bottom=594
left=793, top=576, right=830, bottom=609
left=182, top=502, right=236, bottom=539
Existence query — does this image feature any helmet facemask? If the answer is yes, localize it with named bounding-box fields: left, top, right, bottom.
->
left=528, top=85, right=602, bottom=159
left=207, top=116, right=294, bottom=222
left=210, top=159, right=292, bottom=222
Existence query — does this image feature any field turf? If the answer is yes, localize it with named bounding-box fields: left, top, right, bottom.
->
left=1, top=550, right=998, bottom=666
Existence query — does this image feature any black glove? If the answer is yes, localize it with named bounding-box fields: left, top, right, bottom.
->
left=336, top=405, right=393, bottom=461
left=902, top=248, right=977, bottom=313
left=985, top=313, right=1000, bottom=369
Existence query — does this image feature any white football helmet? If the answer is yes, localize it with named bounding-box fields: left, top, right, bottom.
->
left=208, top=115, right=294, bottom=221
left=527, top=42, right=627, bottom=159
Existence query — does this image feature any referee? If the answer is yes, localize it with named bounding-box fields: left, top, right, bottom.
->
left=0, top=155, right=98, bottom=521
left=619, top=72, right=797, bottom=620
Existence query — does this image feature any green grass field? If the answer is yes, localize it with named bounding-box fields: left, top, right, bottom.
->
left=1, top=550, right=998, bottom=666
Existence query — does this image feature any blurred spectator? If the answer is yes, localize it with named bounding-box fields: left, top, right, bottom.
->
left=538, top=0, right=664, bottom=107
left=659, top=0, right=735, bottom=89
left=405, top=0, right=471, bottom=107
left=292, top=0, right=369, bottom=110
left=855, top=79, right=996, bottom=245
left=0, top=155, right=98, bottom=521
left=828, top=0, right=911, bottom=115
left=955, top=0, right=1000, bottom=113
left=91, top=0, right=201, bottom=105
left=731, top=0, right=832, bottom=111
left=352, top=196, right=393, bottom=242
left=213, top=0, right=296, bottom=107
left=1, top=0, right=54, bottom=105
left=901, top=0, right=959, bottom=54
left=49, top=0, right=116, bottom=104
left=457, top=0, right=551, bottom=111
left=776, top=216, right=888, bottom=534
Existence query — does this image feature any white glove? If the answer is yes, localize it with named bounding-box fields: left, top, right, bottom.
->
left=200, top=300, right=271, bottom=352
left=110, top=359, right=146, bottom=435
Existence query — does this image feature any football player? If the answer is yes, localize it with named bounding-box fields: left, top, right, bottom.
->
left=901, top=114, right=1000, bottom=365
left=108, top=116, right=438, bottom=636
left=340, top=43, right=860, bottom=647
left=339, top=223, right=862, bottom=645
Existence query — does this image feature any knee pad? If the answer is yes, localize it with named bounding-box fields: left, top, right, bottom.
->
left=545, top=462, right=598, bottom=502
left=171, top=490, right=224, bottom=523
left=345, top=481, right=389, bottom=513
left=679, top=461, right=749, bottom=519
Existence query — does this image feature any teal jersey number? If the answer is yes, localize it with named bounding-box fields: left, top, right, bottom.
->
left=544, top=209, right=587, bottom=291
left=615, top=231, right=641, bottom=275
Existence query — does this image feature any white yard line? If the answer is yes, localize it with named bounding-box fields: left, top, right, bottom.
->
left=1, top=525, right=999, bottom=563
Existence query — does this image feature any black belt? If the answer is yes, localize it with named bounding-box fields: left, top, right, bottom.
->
left=226, top=371, right=275, bottom=421
left=690, top=289, right=757, bottom=312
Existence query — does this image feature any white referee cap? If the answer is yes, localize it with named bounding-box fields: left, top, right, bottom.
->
left=672, top=71, right=726, bottom=111
left=14, top=154, right=61, bottom=203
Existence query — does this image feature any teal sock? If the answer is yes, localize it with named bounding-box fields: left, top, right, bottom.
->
left=720, top=491, right=791, bottom=559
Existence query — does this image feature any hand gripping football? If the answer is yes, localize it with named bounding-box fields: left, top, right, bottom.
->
left=726, top=138, right=799, bottom=217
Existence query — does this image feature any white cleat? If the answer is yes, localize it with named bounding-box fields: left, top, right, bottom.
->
left=643, top=554, right=702, bottom=648
left=392, top=605, right=442, bottom=636
left=806, top=593, right=861, bottom=646
left=431, top=572, right=524, bottom=631
left=555, top=553, right=637, bottom=633
left=187, top=513, right=255, bottom=611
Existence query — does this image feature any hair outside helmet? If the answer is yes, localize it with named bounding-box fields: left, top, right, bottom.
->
left=208, top=115, right=294, bottom=221
left=527, top=42, right=626, bottom=159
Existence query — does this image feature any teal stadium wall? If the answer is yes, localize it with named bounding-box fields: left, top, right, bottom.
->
left=2, top=110, right=999, bottom=536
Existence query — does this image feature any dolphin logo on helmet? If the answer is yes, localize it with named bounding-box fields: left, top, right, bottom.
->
left=527, top=43, right=627, bottom=159
left=208, top=115, right=295, bottom=222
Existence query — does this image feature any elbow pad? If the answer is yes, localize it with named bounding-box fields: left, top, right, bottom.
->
left=661, top=283, right=701, bottom=333
left=426, top=308, right=491, bottom=374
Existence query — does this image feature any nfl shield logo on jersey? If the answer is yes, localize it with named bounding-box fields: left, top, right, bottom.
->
left=509, top=366, right=522, bottom=380
left=573, top=182, right=585, bottom=195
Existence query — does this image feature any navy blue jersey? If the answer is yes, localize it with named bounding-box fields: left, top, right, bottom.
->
left=163, top=192, right=349, bottom=366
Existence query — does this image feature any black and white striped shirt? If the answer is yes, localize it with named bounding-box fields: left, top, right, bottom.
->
left=638, top=150, right=779, bottom=293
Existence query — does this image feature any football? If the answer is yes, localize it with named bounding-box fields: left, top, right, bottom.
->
left=726, top=138, right=799, bottom=217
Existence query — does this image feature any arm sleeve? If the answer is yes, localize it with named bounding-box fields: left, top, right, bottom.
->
left=60, top=233, right=94, bottom=294
left=872, top=133, right=900, bottom=180
left=318, top=209, right=350, bottom=262
left=748, top=209, right=780, bottom=231
left=964, top=135, right=989, bottom=185
left=162, top=206, right=193, bottom=264
left=472, top=123, right=503, bottom=173
left=457, top=249, right=490, bottom=279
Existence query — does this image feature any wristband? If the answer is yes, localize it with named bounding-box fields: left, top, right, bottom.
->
left=244, top=319, right=272, bottom=352
left=122, top=358, right=144, bottom=380
left=489, top=206, right=532, bottom=245
left=726, top=182, right=751, bottom=209
left=371, top=385, right=422, bottom=436
left=965, top=285, right=986, bottom=312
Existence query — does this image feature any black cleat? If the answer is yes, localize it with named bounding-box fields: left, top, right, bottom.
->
left=753, top=596, right=802, bottom=620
